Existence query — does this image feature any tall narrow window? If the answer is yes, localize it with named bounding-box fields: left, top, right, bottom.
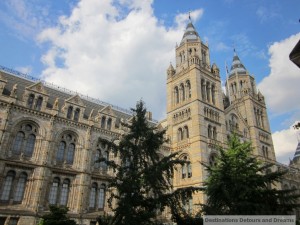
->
left=94, top=150, right=101, bottom=169
left=56, top=133, right=76, bottom=165
left=178, top=128, right=183, bottom=141
left=107, top=118, right=112, bottom=130
left=8, top=218, right=19, bottom=225
left=74, top=108, right=80, bottom=122
left=174, top=87, right=179, bottom=104
left=208, top=125, right=212, bottom=139
left=89, top=183, right=97, bottom=208
left=184, top=126, right=189, bottom=139
left=60, top=179, right=70, bottom=206
left=49, top=178, right=59, bottom=205
left=180, top=83, right=185, bottom=101
left=98, top=184, right=106, bottom=209
left=24, top=134, right=36, bottom=157
left=57, top=141, right=66, bottom=162
left=14, top=173, right=27, bottom=202
left=35, top=96, right=43, bottom=111
left=187, top=162, right=192, bottom=178
left=186, top=80, right=191, bottom=98
left=101, top=117, right=106, bottom=129
left=1, top=171, right=15, bottom=201
left=181, top=164, right=186, bottom=179
left=67, top=106, right=73, bottom=119
left=211, top=85, right=215, bottom=105
left=66, top=143, right=75, bottom=164
left=12, top=132, right=24, bottom=155
left=27, top=94, right=35, bottom=108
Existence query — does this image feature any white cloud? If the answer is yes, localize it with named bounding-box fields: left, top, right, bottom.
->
left=0, top=0, right=50, bottom=39
left=272, top=123, right=299, bottom=165
left=258, top=33, right=300, bottom=116
left=37, top=0, right=203, bottom=119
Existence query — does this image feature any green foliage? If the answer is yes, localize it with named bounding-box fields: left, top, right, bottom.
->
left=98, top=100, right=199, bottom=225
left=42, top=206, right=77, bottom=225
left=202, top=134, right=300, bottom=215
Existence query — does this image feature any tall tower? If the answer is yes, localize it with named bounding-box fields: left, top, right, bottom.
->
left=224, top=51, right=276, bottom=161
left=166, top=20, right=226, bottom=212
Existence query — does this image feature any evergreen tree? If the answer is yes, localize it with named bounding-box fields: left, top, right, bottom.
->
left=202, top=134, right=300, bottom=215
left=41, top=206, right=77, bottom=225
left=98, top=101, right=198, bottom=225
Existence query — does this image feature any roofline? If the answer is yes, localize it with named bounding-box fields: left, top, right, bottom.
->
left=0, top=65, right=158, bottom=123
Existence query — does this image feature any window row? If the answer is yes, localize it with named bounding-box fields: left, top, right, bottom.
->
left=262, top=146, right=269, bottom=158
left=48, top=178, right=106, bottom=209
left=0, top=172, right=107, bottom=210
left=27, top=94, right=43, bottom=111
left=201, top=79, right=216, bottom=105
left=67, top=106, right=81, bottom=122
left=100, top=116, right=113, bottom=130
left=207, top=125, right=217, bottom=140
left=204, top=107, right=220, bottom=122
left=174, top=80, right=191, bottom=105
left=10, top=123, right=112, bottom=170
left=180, top=155, right=192, bottom=179
left=177, top=126, right=189, bottom=141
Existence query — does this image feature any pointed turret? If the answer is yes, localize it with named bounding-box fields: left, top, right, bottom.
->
left=180, top=21, right=200, bottom=44
left=229, top=50, right=247, bottom=76
left=292, top=141, right=300, bottom=164
left=167, top=63, right=176, bottom=78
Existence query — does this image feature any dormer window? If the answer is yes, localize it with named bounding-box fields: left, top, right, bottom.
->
left=67, top=106, right=73, bottom=119
left=35, top=96, right=43, bottom=111
left=74, top=108, right=80, bottom=122
left=27, top=94, right=35, bottom=108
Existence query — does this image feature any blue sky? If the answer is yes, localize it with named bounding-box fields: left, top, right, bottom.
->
left=0, top=0, right=299, bottom=164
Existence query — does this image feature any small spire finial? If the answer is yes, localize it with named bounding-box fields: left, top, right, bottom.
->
left=189, top=11, right=191, bottom=21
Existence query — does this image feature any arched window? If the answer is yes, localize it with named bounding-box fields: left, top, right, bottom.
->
left=67, top=106, right=73, bottom=119
left=211, top=85, right=215, bottom=105
left=98, top=184, right=106, bottom=209
left=184, top=126, right=189, bottom=139
left=180, top=83, right=185, bottom=101
left=0, top=171, right=15, bottom=201
left=56, top=142, right=66, bottom=162
left=24, top=134, right=36, bottom=157
left=201, top=79, right=206, bottom=100
left=35, top=96, right=43, bottom=111
left=209, top=154, right=217, bottom=167
left=186, top=80, right=191, bottom=98
left=178, top=128, right=183, bottom=141
left=27, top=94, right=35, bottom=108
left=212, top=127, right=217, bottom=140
left=174, top=86, right=179, bottom=104
left=101, top=117, right=106, bottom=129
left=107, top=118, right=112, bottom=130
left=187, top=162, right=192, bottom=178
left=56, top=134, right=76, bottom=165
left=94, top=150, right=101, bottom=169
left=49, top=178, right=60, bottom=205
left=12, top=132, right=24, bottom=155
left=73, top=108, right=80, bottom=122
left=89, top=183, right=97, bottom=208
left=66, top=143, right=75, bottom=164
left=181, top=156, right=191, bottom=179
left=12, top=123, right=37, bottom=158
left=60, top=179, right=70, bottom=206
left=14, top=172, right=27, bottom=202
left=208, top=125, right=212, bottom=139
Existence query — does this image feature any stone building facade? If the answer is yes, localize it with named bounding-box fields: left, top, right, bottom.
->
left=0, top=20, right=298, bottom=225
